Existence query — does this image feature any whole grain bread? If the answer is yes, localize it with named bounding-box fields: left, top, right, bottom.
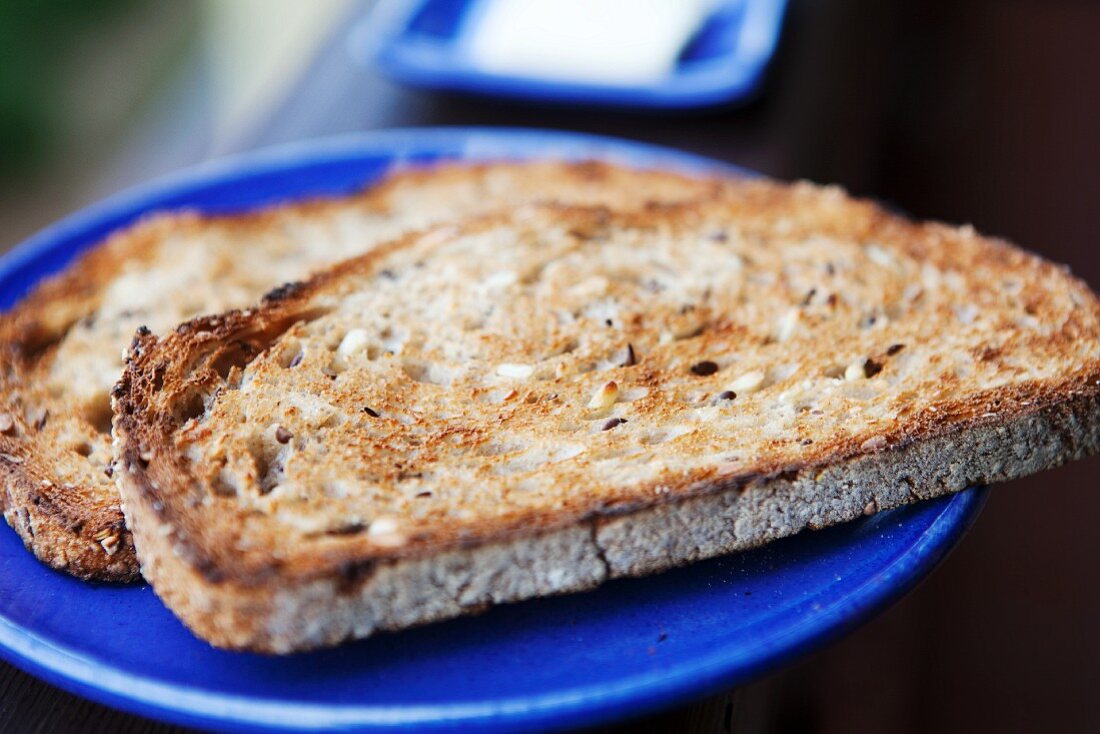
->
left=0, top=161, right=723, bottom=580
left=114, top=184, right=1100, bottom=652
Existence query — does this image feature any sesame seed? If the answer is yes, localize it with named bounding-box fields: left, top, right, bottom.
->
left=369, top=516, right=399, bottom=535
left=886, top=343, right=905, bottom=356
left=496, top=363, right=534, bottom=379
left=776, top=308, right=801, bottom=341
left=690, top=361, right=719, bottom=376
left=860, top=436, right=888, bottom=451
left=622, top=343, right=637, bottom=367
left=588, top=381, right=619, bottom=411
left=275, top=426, right=293, bottom=444
left=717, top=390, right=737, bottom=401
left=337, top=329, right=371, bottom=358
left=865, top=244, right=895, bottom=268
left=602, top=417, right=627, bottom=431
left=363, top=406, right=380, bottom=418
left=99, top=535, right=120, bottom=555
left=367, top=516, right=407, bottom=547
left=729, top=370, right=766, bottom=394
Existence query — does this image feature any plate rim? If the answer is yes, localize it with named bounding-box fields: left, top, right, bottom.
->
left=0, top=127, right=987, bottom=733
left=0, top=490, right=985, bottom=733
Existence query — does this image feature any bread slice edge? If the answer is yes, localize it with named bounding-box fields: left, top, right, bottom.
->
left=114, top=381, right=1100, bottom=653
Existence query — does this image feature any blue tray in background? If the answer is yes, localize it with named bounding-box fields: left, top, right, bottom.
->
left=0, top=128, right=986, bottom=733
left=350, top=0, right=789, bottom=110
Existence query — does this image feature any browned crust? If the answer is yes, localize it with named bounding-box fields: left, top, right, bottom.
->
left=112, top=192, right=1100, bottom=646
left=0, top=220, right=176, bottom=579
left=116, top=381, right=1100, bottom=652
left=0, top=160, right=722, bottom=580
left=0, top=447, right=136, bottom=581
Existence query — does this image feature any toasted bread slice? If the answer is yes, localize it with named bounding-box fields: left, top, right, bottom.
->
left=114, top=184, right=1100, bottom=652
left=0, top=161, right=723, bottom=580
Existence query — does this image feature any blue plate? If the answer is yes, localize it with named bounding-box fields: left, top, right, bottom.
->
left=350, top=0, right=788, bottom=110
left=0, top=128, right=986, bottom=733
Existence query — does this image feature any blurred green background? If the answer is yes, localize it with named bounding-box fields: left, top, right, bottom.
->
left=0, top=0, right=348, bottom=245
left=0, top=0, right=190, bottom=176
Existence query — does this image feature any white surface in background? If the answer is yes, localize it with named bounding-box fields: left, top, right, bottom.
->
left=465, top=0, right=715, bottom=85
left=201, top=0, right=354, bottom=154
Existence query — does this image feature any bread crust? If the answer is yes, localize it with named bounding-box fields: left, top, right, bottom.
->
left=0, top=217, right=183, bottom=580
left=112, top=189, right=1100, bottom=652
left=116, top=386, right=1100, bottom=652
left=0, top=161, right=720, bottom=580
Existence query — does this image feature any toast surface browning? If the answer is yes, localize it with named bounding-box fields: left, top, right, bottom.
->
left=115, top=184, right=1100, bottom=651
left=0, top=161, right=721, bottom=580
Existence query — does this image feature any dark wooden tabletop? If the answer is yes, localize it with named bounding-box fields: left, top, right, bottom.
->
left=3, top=1, right=1099, bottom=731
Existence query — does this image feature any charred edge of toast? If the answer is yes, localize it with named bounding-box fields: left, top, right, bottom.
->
left=0, top=447, right=137, bottom=581
left=112, top=200, right=1100, bottom=591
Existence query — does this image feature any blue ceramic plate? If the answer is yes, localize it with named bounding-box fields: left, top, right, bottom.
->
left=0, top=128, right=986, bottom=733
left=350, top=0, right=788, bottom=110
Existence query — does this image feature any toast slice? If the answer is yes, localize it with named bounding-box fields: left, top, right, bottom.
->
left=114, top=184, right=1100, bottom=652
left=0, top=161, right=723, bottom=580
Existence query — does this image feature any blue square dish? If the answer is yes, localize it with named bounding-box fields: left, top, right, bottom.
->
left=350, top=0, right=789, bottom=110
